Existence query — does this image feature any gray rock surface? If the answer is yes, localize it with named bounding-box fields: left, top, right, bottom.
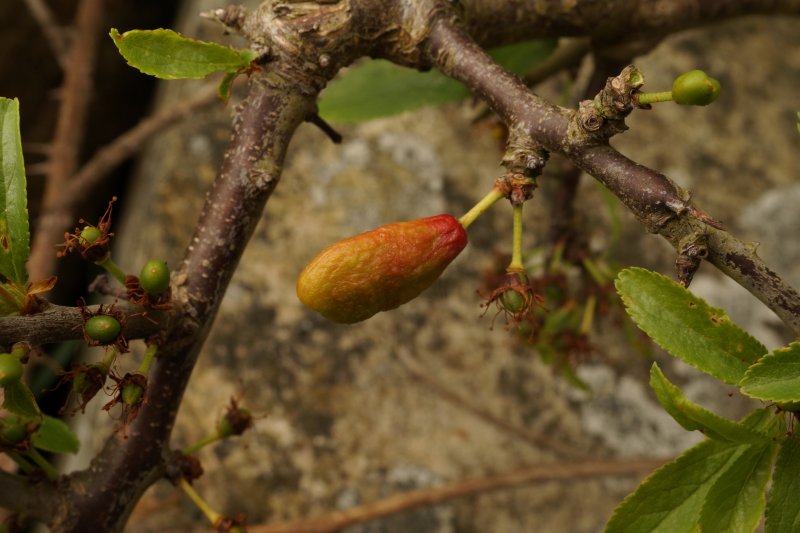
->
left=68, top=8, right=800, bottom=532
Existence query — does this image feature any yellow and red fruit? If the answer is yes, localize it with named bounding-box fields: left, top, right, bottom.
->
left=297, top=214, right=468, bottom=323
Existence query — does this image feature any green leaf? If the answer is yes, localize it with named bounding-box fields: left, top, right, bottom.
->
left=0, top=276, right=26, bottom=316
left=2, top=379, right=42, bottom=419
left=699, top=442, right=777, bottom=533
left=0, top=98, right=30, bottom=286
left=766, top=434, right=800, bottom=533
left=31, top=415, right=79, bottom=454
left=109, top=28, right=258, bottom=80
left=650, top=363, right=769, bottom=444
left=615, top=268, right=766, bottom=385
left=604, top=439, right=748, bottom=533
left=739, top=342, right=800, bottom=402
left=318, top=39, right=556, bottom=122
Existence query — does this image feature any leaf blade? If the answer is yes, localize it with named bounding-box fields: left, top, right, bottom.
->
left=699, top=442, right=777, bottom=533
left=0, top=97, right=30, bottom=285
left=2, top=380, right=42, bottom=419
left=319, top=39, right=556, bottom=123
left=110, top=28, right=257, bottom=80
left=740, top=342, right=800, bottom=402
left=604, top=439, right=747, bottom=533
left=31, top=415, right=80, bottom=454
left=649, top=363, right=769, bottom=444
left=766, top=434, right=800, bottom=533
left=615, top=268, right=765, bottom=384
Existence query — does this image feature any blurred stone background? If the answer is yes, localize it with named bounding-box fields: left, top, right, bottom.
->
left=4, top=1, right=800, bottom=531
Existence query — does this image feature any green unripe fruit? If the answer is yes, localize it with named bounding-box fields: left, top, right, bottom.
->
left=672, top=70, right=721, bottom=106
left=0, top=416, right=28, bottom=445
left=139, top=259, right=170, bottom=296
left=0, top=353, right=24, bottom=386
left=122, top=382, right=145, bottom=406
left=85, top=315, right=121, bottom=344
left=79, top=226, right=102, bottom=246
left=499, top=289, right=525, bottom=313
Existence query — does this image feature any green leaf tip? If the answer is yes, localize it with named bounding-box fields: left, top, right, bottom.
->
left=615, top=267, right=766, bottom=385
left=109, top=28, right=258, bottom=80
left=739, top=342, right=800, bottom=403
left=0, top=97, right=30, bottom=286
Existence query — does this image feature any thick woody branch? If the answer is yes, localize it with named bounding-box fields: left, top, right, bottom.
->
left=52, top=72, right=318, bottom=532
left=459, top=0, right=800, bottom=49
left=0, top=471, right=56, bottom=523
left=424, top=18, right=800, bottom=335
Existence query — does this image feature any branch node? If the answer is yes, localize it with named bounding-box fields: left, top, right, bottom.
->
left=675, top=230, right=709, bottom=287
left=569, top=65, right=644, bottom=144
left=307, top=113, right=343, bottom=144
left=201, top=5, right=248, bottom=34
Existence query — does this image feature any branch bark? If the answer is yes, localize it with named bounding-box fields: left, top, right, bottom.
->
left=0, top=303, right=164, bottom=346
left=423, top=18, right=800, bottom=335
left=5, top=0, right=800, bottom=529
left=50, top=71, right=318, bottom=531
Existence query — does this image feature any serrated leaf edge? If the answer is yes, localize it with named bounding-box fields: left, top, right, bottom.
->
left=615, top=267, right=766, bottom=385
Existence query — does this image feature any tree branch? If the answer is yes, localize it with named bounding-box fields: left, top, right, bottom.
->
left=64, top=83, right=221, bottom=207
left=28, top=0, right=105, bottom=283
left=23, top=0, right=69, bottom=69
left=51, top=69, right=318, bottom=532
left=423, top=18, right=800, bottom=335
left=0, top=303, right=164, bottom=346
left=250, top=457, right=666, bottom=533
left=0, top=471, right=57, bottom=524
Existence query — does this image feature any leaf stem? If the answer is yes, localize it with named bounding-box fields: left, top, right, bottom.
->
left=96, top=256, right=127, bottom=284
left=459, top=187, right=505, bottom=229
left=136, top=343, right=158, bottom=375
left=179, top=478, right=222, bottom=527
left=636, top=91, right=673, bottom=105
left=6, top=450, right=35, bottom=474
left=181, top=431, right=223, bottom=456
left=25, top=448, right=59, bottom=481
left=508, top=204, right=525, bottom=271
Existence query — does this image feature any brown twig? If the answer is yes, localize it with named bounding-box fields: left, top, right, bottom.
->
left=23, top=0, right=70, bottom=69
left=250, top=457, right=667, bottom=533
left=28, top=0, right=105, bottom=283
left=0, top=303, right=165, bottom=346
left=424, top=18, right=800, bottom=336
left=51, top=70, right=320, bottom=531
left=395, top=348, right=588, bottom=460
left=65, top=82, right=221, bottom=203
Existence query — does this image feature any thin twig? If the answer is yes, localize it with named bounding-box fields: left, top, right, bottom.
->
left=24, top=0, right=69, bottom=69
left=66, top=82, right=221, bottom=203
left=424, top=18, right=800, bottom=336
left=29, top=0, right=105, bottom=282
left=306, top=113, right=343, bottom=144
left=395, top=348, right=588, bottom=460
left=250, top=457, right=666, bottom=533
